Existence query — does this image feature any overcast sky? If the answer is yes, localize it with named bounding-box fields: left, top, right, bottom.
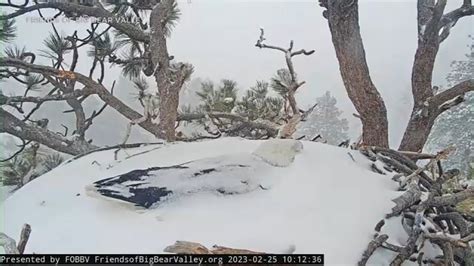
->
left=2, top=0, right=472, bottom=147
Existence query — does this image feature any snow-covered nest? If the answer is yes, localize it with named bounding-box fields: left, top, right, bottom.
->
left=1, top=138, right=405, bottom=264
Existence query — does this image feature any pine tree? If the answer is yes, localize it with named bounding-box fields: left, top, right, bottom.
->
left=0, top=18, right=15, bottom=43
left=235, top=81, right=283, bottom=122
left=271, top=69, right=293, bottom=116
left=196, top=79, right=238, bottom=113
left=0, top=145, right=65, bottom=187
left=296, top=91, right=349, bottom=145
left=425, top=36, right=473, bottom=176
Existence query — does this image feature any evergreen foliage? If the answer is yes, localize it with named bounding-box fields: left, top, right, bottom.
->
left=235, top=81, right=283, bottom=122
left=426, top=36, right=473, bottom=176
left=196, top=79, right=238, bottom=113
left=296, top=91, right=349, bottom=145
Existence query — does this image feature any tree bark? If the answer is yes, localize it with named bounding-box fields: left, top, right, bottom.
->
left=399, top=0, right=474, bottom=152
left=322, top=0, right=389, bottom=148
left=0, top=108, right=97, bottom=155
left=398, top=0, right=444, bottom=152
left=149, top=0, right=185, bottom=141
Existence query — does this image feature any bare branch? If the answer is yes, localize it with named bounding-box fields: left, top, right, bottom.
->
left=359, top=234, right=389, bottom=266
left=0, top=89, right=87, bottom=105
left=23, top=87, right=59, bottom=121
left=255, top=28, right=314, bottom=116
left=17, top=224, right=31, bottom=254
left=83, top=81, right=115, bottom=133
left=0, top=108, right=96, bottom=155
left=0, top=138, right=28, bottom=162
left=255, top=28, right=287, bottom=52
left=438, top=2, right=474, bottom=43
left=1, top=58, right=162, bottom=137
left=431, top=79, right=473, bottom=108
left=291, top=49, right=315, bottom=57
left=0, top=2, right=149, bottom=42
left=424, top=233, right=470, bottom=248
left=427, top=188, right=474, bottom=208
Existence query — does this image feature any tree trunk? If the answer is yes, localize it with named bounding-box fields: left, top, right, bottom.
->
left=399, top=113, right=437, bottom=152
left=323, top=0, right=389, bottom=148
left=150, top=0, right=186, bottom=141
left=157, top=87, right=180, bottom=141
left=398, top=0, right=443, bottom=152
left=399, top=39, right=439, bottom=152
left=150, top=0, right=178, bottom=141
left=398, top=0, right=474, bottom=152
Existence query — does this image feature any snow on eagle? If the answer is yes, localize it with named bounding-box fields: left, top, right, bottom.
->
left=86, top=140, right=303, bottom=209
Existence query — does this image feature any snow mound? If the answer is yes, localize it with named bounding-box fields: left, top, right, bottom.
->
left=252, top=139, right=303, bottom=167
left=0, top=138, right=400, bottom=264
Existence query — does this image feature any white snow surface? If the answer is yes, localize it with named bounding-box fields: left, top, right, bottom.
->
left=1, top=138, right=402, bottom=264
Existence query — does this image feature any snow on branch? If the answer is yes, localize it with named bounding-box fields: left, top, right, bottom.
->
left=0, top=223, right=31, bottom=254
left=358, top=234, right=389, bottom=266
left=357, top=146, right=474, bottom=265
left=0, top=108, right=97, bottom=155
left=438, top=1, right=474, bottom=43
left=430, top=79, right=473, bottom=112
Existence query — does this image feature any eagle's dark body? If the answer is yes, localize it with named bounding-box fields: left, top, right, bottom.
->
left=87, top=154, right=276, bottom=209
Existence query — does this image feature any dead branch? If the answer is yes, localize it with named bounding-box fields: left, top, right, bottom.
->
left=64, top=142, right=164, bottom=164
left=438, top=2, right=474, bottom=43
left=255, top=28, right=314, bottom=116
left=278, top=114, right=301, bottom=139
left=434, top=213, right=470, bottom=238
left=17, top=224, right=31, bottom=254
left=360, top=144, right=473, bottom=266
left=396, top=150, right=438, bottom=160
left=428, top=188, right=474, bottom=208
left=358, top=234, right=389, bottom=266
left=0, top=138, right=28, bottom=162
left=0, top=223, right=31, bottom=254
left=164, top=241, right=265, bottom=254
left=0, top=89, right=88, bottom=105
left=424, top=233, right=471, bottom=248
left=1, top=58, right=162, bottom=137
left=0, top=108, right=97, bottom=155
left=387, top=184, right=422, bottom=218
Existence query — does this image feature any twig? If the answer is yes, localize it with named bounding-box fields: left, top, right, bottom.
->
left=358, top=234, right=389, bottom=266
left=17, top=223, right=31, bottom=254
